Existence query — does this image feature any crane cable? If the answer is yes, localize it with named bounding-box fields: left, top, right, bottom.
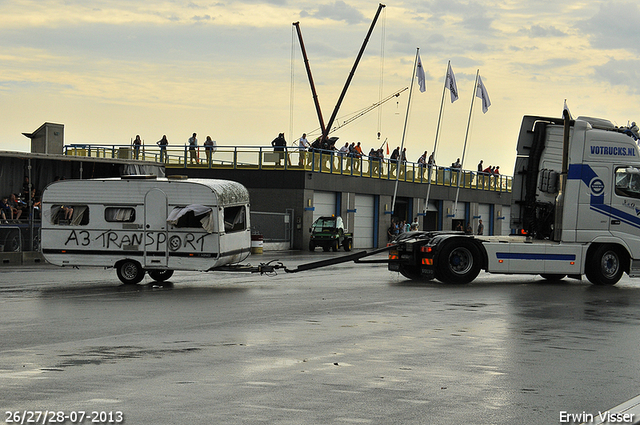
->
left=289, top=25, right=296, bottom=145
left=377, top=7, right=386, bottom=140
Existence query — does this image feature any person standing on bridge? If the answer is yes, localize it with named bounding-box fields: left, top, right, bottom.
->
left=298, top=133, right=310, bottom=167
left=157, top=135, right=168, bottom=162
left=204, top=136, right=216, bottom=165
left=271, top=133, right=289, bottom=166
left=188, top=133, right=199, bottom=164
left=133, top=135, right=142, bottom=160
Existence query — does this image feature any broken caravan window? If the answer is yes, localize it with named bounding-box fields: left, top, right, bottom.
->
left=223, top=205, right=246, bottom=233
left=50, top=205, right=89, bottom=225
left=167, top=205, right=215, bottom=232
left=105, top=207, right=136, bottom=223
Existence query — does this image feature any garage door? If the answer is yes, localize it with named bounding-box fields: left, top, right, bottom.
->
left=501, top=205, right=511, bottom=235
left=313, top=191, right=337, bottom=222
left=477, top=203, right=491, bottom=235
left=354, top=194, right=375, bottom=248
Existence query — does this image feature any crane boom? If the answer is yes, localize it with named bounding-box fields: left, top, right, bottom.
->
left=303, top=87, right=407, bottom=137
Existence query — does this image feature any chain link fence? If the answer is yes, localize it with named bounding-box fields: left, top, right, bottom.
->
left=250, top=210, right=293, bottom=248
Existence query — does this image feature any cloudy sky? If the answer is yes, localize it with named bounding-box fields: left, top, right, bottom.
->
left=1, top=0, right=639, bottom=173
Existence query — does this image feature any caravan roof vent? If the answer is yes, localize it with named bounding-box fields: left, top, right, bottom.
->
left=121, top=175, right=157, bottom=180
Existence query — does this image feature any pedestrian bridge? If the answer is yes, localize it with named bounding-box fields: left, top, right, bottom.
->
left=63, top=144, right=512, bottom=192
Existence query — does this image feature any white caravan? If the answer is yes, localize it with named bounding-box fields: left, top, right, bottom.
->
left=41, top=176, right=251, bottom=284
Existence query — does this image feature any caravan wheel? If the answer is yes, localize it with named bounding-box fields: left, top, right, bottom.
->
left=148, top=269, right=174, bottom=282
left=116, top=260, right=144, bottom=285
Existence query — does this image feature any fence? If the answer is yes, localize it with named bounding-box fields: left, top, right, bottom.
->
left=0, top=224, right=37, bottom=252
left=63, top=144, right=512, bottom=193
left=250, top=210, right=293, bottom=249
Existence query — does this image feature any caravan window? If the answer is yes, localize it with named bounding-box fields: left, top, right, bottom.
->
left=167, top=205, right=215, bottom=232
left=224, top=205, right=246, bottom=233
left=51, top=205, right=89, bottom=226
left=105, top=207, right=136, bottom=223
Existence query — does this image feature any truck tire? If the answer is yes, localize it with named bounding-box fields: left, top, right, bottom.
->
left=116, top=260, right=145, bottom=285
left=435, top=239, right=481, bottom=284
left=309, top=242, right=315, bottom=251
left=148, top=269, right=174, bottom=282
left=585, top=245, right=624, bottom=286
left=343, top=238, right=352, bottom=252
left=332, top=240, right=339, bottom=252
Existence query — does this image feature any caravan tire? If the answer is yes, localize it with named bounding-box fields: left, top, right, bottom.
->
left=116, top=260, right=144, bottom=285
left=148, top=269, right=174, bottom=282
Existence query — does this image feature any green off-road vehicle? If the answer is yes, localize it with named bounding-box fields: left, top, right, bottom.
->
left=309, top=216, right=353, bottom=252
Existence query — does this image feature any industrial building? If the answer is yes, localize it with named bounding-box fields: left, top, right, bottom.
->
left=0, top=123, right=512, bottom=259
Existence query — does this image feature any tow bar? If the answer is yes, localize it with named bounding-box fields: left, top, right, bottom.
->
left=211, top=246, right=392, bottom=276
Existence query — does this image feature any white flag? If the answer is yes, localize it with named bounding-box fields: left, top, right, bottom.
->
left=476, top=75, right=491, bottom=113
left=445, top=62, right=459, bottom=103
left=416, top=53, right=426, bottom=93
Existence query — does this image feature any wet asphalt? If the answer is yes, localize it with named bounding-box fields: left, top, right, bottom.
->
left=1, top=250, right=640, bottom=424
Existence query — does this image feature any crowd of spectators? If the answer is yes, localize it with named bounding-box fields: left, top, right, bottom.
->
left=292, top=135, right=498, bottom=176
left=1, top=176, right=43, bottom=224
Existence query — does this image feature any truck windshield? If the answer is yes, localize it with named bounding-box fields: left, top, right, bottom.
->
left=312, top=218, right=336, bottom=231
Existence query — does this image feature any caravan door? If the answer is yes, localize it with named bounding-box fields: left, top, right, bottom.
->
left=144, top=188, right=169, bottom=267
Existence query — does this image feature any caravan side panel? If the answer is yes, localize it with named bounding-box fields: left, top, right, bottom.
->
left=41, top=178, right=251, bottom=271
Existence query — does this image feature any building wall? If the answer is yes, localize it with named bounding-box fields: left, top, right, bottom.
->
left=169, top=168, right=513, bottom=250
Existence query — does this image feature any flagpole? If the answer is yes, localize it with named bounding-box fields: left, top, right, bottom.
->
left=391, top=48, right=419, bottom=216
left=378, top=137, right=387, bottom=150
left=423, top=61, right=449, bottom=214
left=454, top=69, right=479, bottom=215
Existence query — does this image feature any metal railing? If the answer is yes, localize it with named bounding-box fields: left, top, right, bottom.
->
left=63, top=144, right=512, bottom=192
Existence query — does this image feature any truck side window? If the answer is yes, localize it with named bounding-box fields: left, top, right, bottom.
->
left=51, top=205, right=89, bottom=226
left=105, top=207, right=136, bottom=223
left=224, top=206, right=246, bottom=232
left=615, top=167, right=640, bottom=199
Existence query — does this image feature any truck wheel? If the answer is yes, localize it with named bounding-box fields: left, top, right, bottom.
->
left=585, top=245, right=624, bottom=286
left=399, top=265, right=432, bottom=281
left=3, top=230, right=21, bottom=252
left=148, top=269, right=174, bottom=282
left=116, top=260, right=144, bottom=285
left=435, top=240, right=481, bottom=284
left=343, top=238, right=352, bottom=252
left=309, top=242, right=315, bottom=251
left=332, top=240, right=339, bottom=252
left=540, top=274, right=566, bottom=281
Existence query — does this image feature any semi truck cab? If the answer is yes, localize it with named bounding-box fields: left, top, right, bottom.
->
left=388, top=114, right=640, bottom=285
